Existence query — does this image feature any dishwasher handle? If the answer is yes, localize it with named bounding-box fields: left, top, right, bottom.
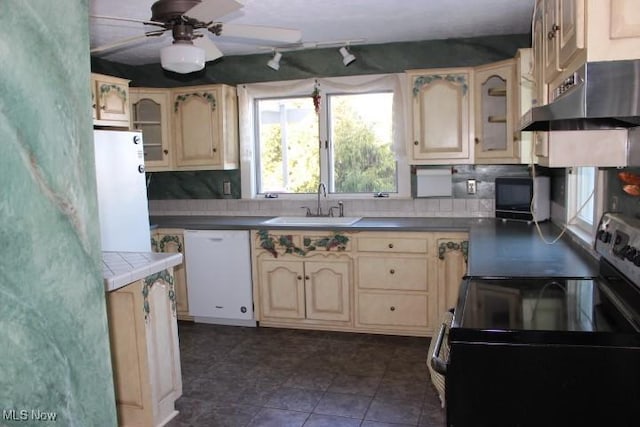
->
left=430, top=321, right=449, bottom=376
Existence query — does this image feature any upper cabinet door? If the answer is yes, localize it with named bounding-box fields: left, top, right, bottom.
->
left=171, top=84, right=239, bottom=170
left=543, top=0, right=584, bottom=83
left=558, top=0, right=584, bottom=68
left=474, top=60, right=517, bottom=163
left=407, top=68, right=474, bottom=164
left=92, top=73, right=130, bottom=127
left=173, top=86, right=222, bottom=168
left=130, top=89, right=172, bottom=171
left=587, top=0, right=640, bottom=61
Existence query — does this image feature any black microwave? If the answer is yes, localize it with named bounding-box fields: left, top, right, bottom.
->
left=494, top=176, right=550, bottom=222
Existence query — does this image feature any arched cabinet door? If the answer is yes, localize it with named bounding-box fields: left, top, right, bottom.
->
left=407, top=68, right=473, bottom=164
left=130, top=88, right=172, bottom=171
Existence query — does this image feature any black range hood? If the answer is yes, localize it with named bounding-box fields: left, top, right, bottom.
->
left=520, top=59, right=640, bottom=131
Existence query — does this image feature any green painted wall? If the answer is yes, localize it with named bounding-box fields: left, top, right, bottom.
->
left=92, top=34, right=531, bottom=86
left=0, top=1, right=118, bottom=425
left=92, top=34, right=531, bottom=200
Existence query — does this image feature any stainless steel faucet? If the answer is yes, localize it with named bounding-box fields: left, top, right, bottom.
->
left=317, top=182, right=327, bottom=216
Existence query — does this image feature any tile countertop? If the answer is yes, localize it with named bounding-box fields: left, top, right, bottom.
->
left=102, top=251, right=183, bottom=292
left=149, top=215, right=599, bottom=279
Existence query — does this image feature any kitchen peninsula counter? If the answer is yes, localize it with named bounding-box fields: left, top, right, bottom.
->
left=102, top=251, right=183, bottom=292
left=150, top=215, right=599, bottom=278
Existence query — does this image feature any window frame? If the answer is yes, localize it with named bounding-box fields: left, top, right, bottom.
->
left=239, top=75, right=410, bottom=200
left=566, top=166, right=604, bottom=243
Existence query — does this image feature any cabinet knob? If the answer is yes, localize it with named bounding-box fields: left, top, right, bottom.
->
left=548, top=24, right=559, bottom=40
left=390, top=269, right=395, bottom=274
left=163, top=149, right=169, bottom=155
left=212, top=147, right=217, bottom=153
left=297, top=275, right=302, bottom=280
left=413, top=141, right=419, bottom=146
left=388, top=243, right=394, bottom=248
left=390, top=306, right=396, bottom=311
left=475, top=137, right=480, bottom=144
left=305, top=275, right=310, bottom=280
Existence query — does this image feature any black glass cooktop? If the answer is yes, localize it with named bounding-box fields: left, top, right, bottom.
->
left=458, top=278, right=633, bottom=333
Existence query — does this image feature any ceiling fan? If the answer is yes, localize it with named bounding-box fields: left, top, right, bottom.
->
left=90, top=0, right=302, bottom=73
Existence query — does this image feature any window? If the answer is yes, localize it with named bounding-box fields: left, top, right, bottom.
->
left=567, top=166, right=601, bottom=240
left=255, top=91, right=396, bottom=195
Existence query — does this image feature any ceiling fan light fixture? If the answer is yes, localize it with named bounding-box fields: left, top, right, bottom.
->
left=339, top=46, right=356, bottom=66
left=267, top=51, right=282, bottom=71
left=160, top=42, right=205, bottom=74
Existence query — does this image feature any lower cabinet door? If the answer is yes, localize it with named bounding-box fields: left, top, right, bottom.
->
left=259, top=259, right=306, bottom=319
left=357, top=292, right=429, bottom=328
left=304, top=260, right=351, bottom=322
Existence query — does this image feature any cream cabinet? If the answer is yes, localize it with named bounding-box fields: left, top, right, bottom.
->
left=106, top=270, right=182, bottom=427
left=543, top=0, right=584, bottom=84
left=513, top=48, right=536, bottom=165
left=534, top=0, right=640, bottom=92
left=172, top=84, right=239, bottom=170
left=355, top=232, right=436, bottom=336
left=434, top=234, right=469, bottom=315
left=251, top=229, right=472, bottom=337
left=252, top=230, right=353, bottom=329
left=473, top=59, right=518, bottom=163
left=406, top=68, right=474, bottom=164
left=130, top=88, right=172, bottom=171
left=258, top=258, right=351, bottom=323
left=151, top=229, right=191, bottom=320
left=91, top=73, right=130, bottom=128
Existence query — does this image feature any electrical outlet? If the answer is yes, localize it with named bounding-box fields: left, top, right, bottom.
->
left=467, top=179, right=477, bottom=195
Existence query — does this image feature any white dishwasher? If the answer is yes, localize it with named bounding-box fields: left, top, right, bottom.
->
left=184, top=230, right=255, bottom=326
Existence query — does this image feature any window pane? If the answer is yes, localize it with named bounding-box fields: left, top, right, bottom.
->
left=576, top=167, right=595, bottom=225
left=329, top=92, right=396, bottom=193
left=256, top=98, right=319, bottom=193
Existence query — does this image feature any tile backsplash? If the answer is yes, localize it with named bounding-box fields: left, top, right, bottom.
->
left=149, top=197, right=495, bottom=218
left=147, top=165, right=535, bottom=218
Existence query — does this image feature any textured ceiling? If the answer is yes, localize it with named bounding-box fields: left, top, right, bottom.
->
left=89, top=0, right=535, bottom=66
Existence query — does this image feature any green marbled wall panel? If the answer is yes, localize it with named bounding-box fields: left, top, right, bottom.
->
left=0, top=1, right=117, bottom=426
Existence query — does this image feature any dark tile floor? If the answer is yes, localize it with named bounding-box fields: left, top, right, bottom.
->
left=167, top=322, right=445, bottom=427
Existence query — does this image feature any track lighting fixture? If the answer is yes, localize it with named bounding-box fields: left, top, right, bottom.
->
left=339, top=46, right=356, bottom=66
left=267, top=51, right=282, bottom=70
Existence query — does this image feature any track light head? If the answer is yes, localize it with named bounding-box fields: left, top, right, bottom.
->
left=339, top=46, right=356, bottom=66
left=267, top=51, right=282, bottom=70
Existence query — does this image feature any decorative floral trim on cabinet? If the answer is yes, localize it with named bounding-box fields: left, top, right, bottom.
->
left=174, top=92, right=216, bottom=112
left=99, top=84, right=127, bottom=103
left=303, top=235, right=349, bottom=252
left=438, top=240, right=469, bottom=262
left=143, top=269, right=176, bottom=321
left=257, top=230, right=350, bottom=258
left=412, top=74, right=468, bottom=97
left=159, top=235, right=183, bottom=252
left=151, top=235, right=159, bottom=252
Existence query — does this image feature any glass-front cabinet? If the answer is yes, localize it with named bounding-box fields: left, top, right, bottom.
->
left=130, top=88, right=172, bottom=171
left=473, top=59, right=517, bottom=163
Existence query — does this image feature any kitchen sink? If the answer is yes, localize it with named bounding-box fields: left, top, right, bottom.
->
left=261, top=216, right=362, bottom=226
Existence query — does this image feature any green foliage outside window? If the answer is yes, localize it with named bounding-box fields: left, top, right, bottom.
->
left=257, top=92, right=395, bottom=194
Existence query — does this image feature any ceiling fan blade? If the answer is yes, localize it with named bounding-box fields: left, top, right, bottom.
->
left=219, top=23, right=302, bottom=44
left=186, top=0, right=243, bottom=23
left=90, top=30, right=168, bottom=54
left=193, top=36, right=224, bottom=62
left=90, top=14, right=166, bottom=28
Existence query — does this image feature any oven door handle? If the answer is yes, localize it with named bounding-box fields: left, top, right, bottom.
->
left=430, top=321, right=448, bottom=376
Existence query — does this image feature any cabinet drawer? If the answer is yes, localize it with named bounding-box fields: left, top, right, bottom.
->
left=358, top=237, right=428, bottom=253
left=357, top=292, right=428, bottom=327
left=358, top=257, right=428, bottom=291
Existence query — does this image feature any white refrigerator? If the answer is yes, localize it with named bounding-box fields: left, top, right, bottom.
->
left=94, top=130, right=151, bottom=252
